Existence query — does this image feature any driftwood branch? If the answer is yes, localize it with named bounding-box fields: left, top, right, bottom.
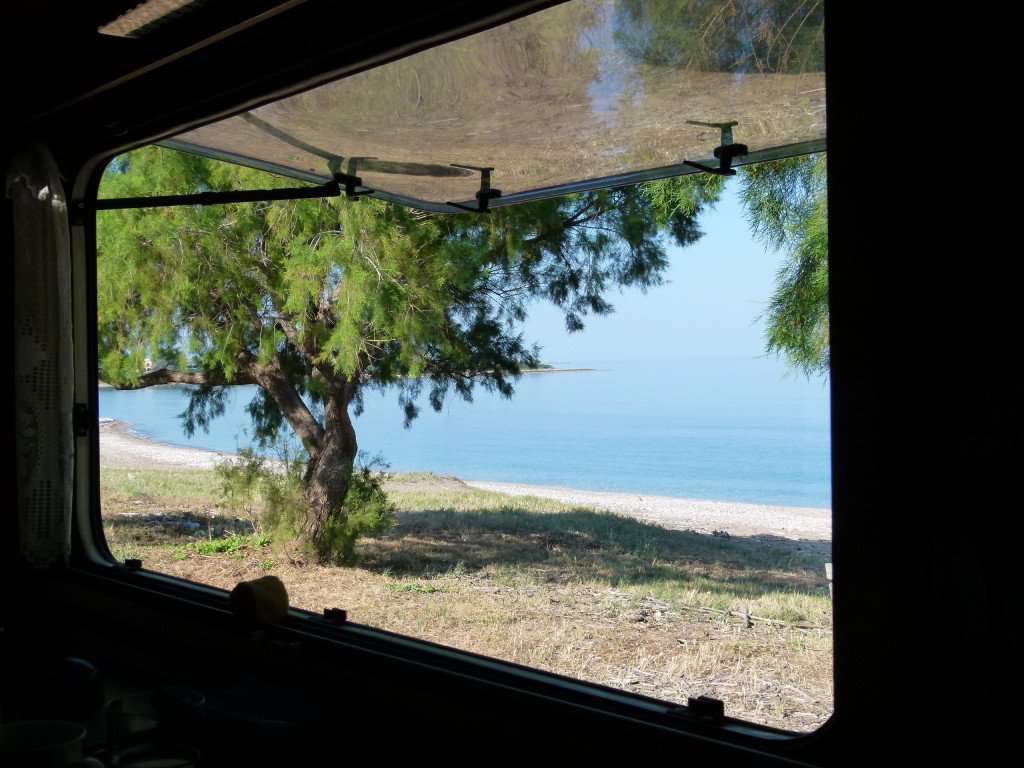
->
left=677, top=604, right=828, bottom=630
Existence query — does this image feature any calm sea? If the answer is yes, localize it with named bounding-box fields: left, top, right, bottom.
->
left=98, top=357, right=832, bottom=509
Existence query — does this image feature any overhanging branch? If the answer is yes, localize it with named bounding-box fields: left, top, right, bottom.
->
left=112, top=367, right=255, bottom=389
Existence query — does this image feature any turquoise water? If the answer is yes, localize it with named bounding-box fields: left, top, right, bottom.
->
left=98, top=357, right=831, bottom=509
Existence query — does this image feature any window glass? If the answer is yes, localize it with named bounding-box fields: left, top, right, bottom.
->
left=96, top=147, right=832, bottom=732
left=161, top=0, right=826, bottom=209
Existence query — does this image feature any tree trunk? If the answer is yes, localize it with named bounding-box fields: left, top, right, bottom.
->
left=121, top=350, right=364, bottom=562
left=240, top=353, right=362, bottom=562
left=302, top=377, right=358, bottom=563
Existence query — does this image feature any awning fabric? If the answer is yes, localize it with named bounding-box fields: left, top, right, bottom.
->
left=161, top=0, right=825, bottom=212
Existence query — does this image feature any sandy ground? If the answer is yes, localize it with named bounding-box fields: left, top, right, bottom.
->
left=100, top=419, right=831, bottom=543
left=463, top=481, right=830, bottom=542
left=99, top=418, right=234, bottom=470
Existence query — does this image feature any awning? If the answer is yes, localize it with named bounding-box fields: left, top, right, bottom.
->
left=157, top=0, right=826, bottom=213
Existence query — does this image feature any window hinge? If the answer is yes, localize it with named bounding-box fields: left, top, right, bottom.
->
left=686, top=695, right=725, bottom=721
left=73, top=403, right=90, bottom=436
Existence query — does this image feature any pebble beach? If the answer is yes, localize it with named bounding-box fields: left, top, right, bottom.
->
left=100, top=418, right=831, bottom=544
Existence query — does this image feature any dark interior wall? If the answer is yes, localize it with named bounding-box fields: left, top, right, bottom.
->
left=9, top=1, right=566, bottom=172
left=826, top=2, right=1014, bottom=758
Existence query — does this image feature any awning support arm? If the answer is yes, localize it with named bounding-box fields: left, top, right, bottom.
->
left=92, top=180, right=344, bottom=210
left=329, top=157, right=375, bottom=201
left=446, top=164, right=501, bottom=213
left=683, top=120, right=748, bottom=177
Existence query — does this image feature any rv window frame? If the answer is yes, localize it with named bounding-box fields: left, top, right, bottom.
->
left=59, top=3, right=837, bottom=759
left=71, top=146, right=833, bottom=758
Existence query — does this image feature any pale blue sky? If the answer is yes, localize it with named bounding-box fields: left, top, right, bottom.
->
left=520, top=178, right=785, bottom=364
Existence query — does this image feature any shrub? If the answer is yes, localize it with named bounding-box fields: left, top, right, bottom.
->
left=216, top=446, right=395, bottom=565
left=314, top=460, right=396, bottom=564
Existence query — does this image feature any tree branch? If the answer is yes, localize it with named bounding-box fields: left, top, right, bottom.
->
left=241, top=352, right=326, bottom=453
left=277, top=315, right=318, bottom=361
left=520, top=199, right=608, bottom=249
left=112, top=367, right=255, bottom=390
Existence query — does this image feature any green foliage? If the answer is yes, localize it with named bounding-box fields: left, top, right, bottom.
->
left=386, top=582, right=443, bottom=594
left=186, top=534, right=270, bottom=556
left=96, top=146, right=711, bottom=559
left=97, top=143, right=829, bottom=559
left=215, top=448, right=266, bottom=532
left=172, top=534, right=271, bottom=560
left=739, top=155, right=828, bottom=376
left=642, top=174, right=727, bottom=246
left=215, top=448, right=395, bottom=565
left=97, top=146, right=692, bottom=431
left=316, top=460, right=397, bottom=565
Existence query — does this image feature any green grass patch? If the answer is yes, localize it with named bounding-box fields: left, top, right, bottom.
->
left=174, top=534, right=271, bottom=559
left=101, top=467, right=224, bottom=505
left=386, top=581, right=443, bottom=594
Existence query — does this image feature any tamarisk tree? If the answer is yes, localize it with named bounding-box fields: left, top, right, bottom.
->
left=98, top=147, right=714, bottom=562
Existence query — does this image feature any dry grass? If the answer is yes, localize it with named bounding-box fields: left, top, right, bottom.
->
left=102, top=468, right=833, bottom=732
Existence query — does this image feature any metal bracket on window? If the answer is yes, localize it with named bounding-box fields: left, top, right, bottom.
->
left=687, top=695, right=725, bottom=721
left=446, top=165, right=502, bottom=213
left=73, top=403, right=91, bottom=437
left=328, top=158, right=375, bottom=201
left=323, top=607, right=348, bottom=624
left=683, top=121, right=748, bottom=176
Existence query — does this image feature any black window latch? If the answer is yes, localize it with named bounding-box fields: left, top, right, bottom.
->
left=73, top=403, right=90, bottom=437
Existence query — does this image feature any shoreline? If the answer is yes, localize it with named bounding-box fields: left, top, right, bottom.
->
left=461, top=480, right=830, bottom=541
left=99, top=418, right=235, bottom=470
left=97, top=366, right=596, bottom=390
left=99, top=419, right=831, bottom=543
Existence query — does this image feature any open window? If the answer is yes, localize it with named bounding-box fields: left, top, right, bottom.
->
left=81, top=0, right=830, bottom=738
